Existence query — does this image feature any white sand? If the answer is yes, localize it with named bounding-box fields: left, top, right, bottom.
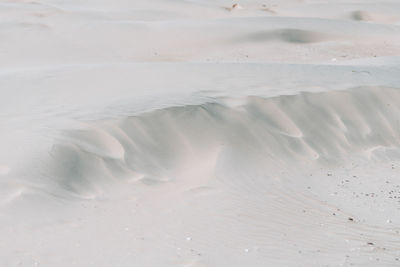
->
left=1, top=0, right=400, bottom=266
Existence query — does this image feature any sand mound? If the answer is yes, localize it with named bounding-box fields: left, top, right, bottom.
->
left=240, top=28, right=333, bottom=44
left=42, top=86, right=400, bottom=197
left=351, top=10, right=374, bottom=21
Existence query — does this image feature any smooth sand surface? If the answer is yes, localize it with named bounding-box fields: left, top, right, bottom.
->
left=1, top=0, right=400, bottom=266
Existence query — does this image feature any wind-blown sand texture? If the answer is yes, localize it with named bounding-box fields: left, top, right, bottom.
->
left=1, top=0, right=400, bottom=266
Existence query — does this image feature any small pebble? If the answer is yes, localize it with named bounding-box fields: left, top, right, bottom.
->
left=232, top=3, right=242, bottom=9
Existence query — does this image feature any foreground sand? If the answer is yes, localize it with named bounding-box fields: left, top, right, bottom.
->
left=1, top=0, right=400, bottom=266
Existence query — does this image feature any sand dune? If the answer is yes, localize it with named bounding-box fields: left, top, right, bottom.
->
left=39, top=87, right=400, bottom=197
left=1, top=0, right=400, bottom=266
left=239, top=28, right=334, bottom=43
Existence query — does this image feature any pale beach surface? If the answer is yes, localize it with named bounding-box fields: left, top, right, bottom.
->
left=1, top=0, right=400, bottom=266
